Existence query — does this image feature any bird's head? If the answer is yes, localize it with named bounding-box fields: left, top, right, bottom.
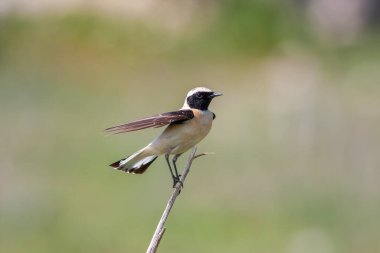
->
left=183, top=87, right=222, bottom=110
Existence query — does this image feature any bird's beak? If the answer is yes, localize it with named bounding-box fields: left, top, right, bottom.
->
left=210, top=92, right=223, bottom=98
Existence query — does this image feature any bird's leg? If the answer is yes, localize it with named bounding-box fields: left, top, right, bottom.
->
left=172, top=153, right=183, bottom=188
left=165, top=154, right=178, bottom=188
left=172, top=153, right=182, bottom=178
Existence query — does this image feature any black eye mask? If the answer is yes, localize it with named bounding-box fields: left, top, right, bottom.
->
left=186, top=92, right=213, bottom=110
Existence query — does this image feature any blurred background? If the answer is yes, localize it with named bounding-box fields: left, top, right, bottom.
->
left=1, top=0, right=380, bottom=252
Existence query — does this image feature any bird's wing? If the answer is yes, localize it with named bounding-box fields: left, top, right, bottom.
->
left=105, top=109, right=194, bottom=134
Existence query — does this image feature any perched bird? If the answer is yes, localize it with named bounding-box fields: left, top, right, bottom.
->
left=105, top=87, right=222, bottom=187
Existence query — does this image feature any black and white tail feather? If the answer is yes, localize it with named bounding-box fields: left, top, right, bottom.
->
left=110, top=147, right=157, bottom=174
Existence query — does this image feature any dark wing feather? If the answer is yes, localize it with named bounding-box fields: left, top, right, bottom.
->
left=105, top=109, right=194, bottom=134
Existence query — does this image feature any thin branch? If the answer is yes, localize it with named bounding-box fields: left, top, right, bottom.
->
left=146, top=146, right=208, bottom=253
left=149, top=228, right=166, bottom=253
left=194, top=152, right=214, bottom=159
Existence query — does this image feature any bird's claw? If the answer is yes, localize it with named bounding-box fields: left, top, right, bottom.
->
left=172, top=176, right=183, bottom=189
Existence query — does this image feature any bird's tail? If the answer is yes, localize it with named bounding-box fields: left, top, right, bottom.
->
left=110, top=146, right=158, bottom=174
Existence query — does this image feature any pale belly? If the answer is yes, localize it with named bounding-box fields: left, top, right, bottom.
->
left=149, top=110, right=213, bottom=155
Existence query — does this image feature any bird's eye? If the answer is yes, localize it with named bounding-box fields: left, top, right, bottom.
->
left=196, top=93, right=202, bottom=98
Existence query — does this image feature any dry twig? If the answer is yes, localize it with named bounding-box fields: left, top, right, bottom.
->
left=146, top=146, right=209, bottom=253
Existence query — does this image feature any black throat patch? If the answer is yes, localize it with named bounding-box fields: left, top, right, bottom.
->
left=186, top=91, right=213, bottom=110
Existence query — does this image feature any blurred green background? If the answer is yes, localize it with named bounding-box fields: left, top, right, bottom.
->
left=1, top=0, right=380, bottom=252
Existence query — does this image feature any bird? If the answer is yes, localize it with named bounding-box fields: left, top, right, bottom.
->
left=105, top=87, right=222, bottom=187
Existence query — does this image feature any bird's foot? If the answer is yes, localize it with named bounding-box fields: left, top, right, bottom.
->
left=172, top=176, right=183, bottom=189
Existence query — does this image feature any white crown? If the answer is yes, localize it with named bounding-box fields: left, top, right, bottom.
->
left=186, top=87, right=212, bottom=98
